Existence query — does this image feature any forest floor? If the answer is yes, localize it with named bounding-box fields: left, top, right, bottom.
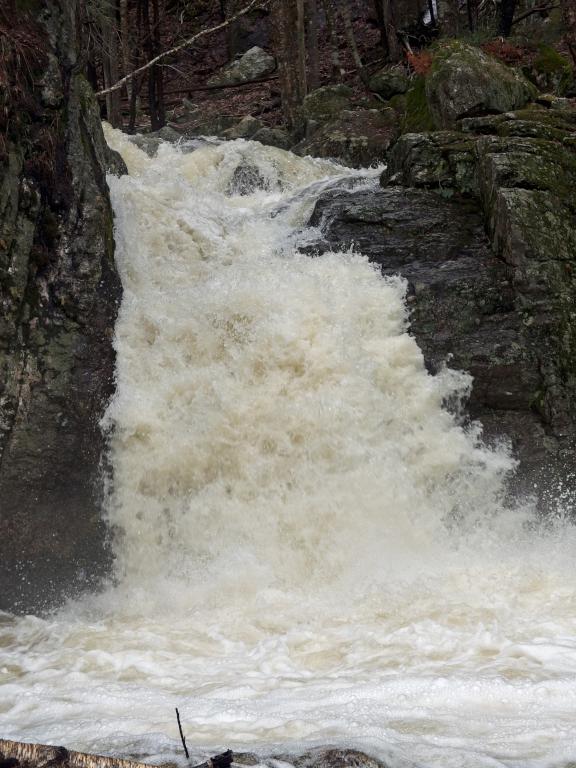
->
left=117, top=4, right=573, bottom=134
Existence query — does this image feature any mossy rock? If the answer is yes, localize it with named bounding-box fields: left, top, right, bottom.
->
left=293, top=108, right=400, bottom=167
left=426, top=41, right=537, bottom=128
left=383, top=131, right=478, bottom=196
left=476, top=135, right=576, bottom=212
left=301, top=84, right=353, bottom=122
left=531, top=45, right=573, bottom=96
left=403, top=76, right=436, bottom=133
left=369, top=65, right=409, bottom=100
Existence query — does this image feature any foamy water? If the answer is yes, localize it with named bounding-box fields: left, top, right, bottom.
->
left=2, top=127, right=576, bottom=768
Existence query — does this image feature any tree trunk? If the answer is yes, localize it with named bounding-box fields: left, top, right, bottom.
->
left=498, top=0, right=516, bottom=36
left=102, top=1, right=123, bottom=127
left=439, top=0, right=461, bottom=35
left=296, top=0, right=308, bottom=98
left=151, top=0, right=166, bottom=128
left=339, top=0, right=368, bottom=83
left=270, top=0, right=304, bottom=129
left=382, top=0, right=401, bottom=62
left=562, top=0, right=576, bottom=64
left=322, top=0, right=345, bottom=79
left=307, top=0, right=320, bottom=89
left=120, top=0, right=133, bottom=102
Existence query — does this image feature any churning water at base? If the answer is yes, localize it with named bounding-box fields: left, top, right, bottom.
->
left=2, top=127, right=576, bottom=768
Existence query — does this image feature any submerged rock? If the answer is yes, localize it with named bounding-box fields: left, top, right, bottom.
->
left=290, top=750, right=387, bottom=768
left=227, top=163, right=270, bottom=195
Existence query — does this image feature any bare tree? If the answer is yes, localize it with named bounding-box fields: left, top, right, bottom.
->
left=382, top=0, right=401, bottom=62
left=338, top=0, right=369, bottom=83
left=498, top=0, right=517, bottom=35
left=322, top=0, right=345, bottom=79
left=562, top=0, right=576, bottom=63
left=270, top=0, right=302, bottom=128
left=296, top=0, right=308, bottom=98
left=438, top=0, right=461, bottom=35
left=96, top=0, right=269, bottom=97
left=307, top=0, right=320, bottom=89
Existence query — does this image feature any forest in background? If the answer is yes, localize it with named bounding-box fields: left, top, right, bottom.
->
left=70, top=0, right=576, bottom=133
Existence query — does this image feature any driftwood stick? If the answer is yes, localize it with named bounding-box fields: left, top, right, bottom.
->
left=0, top=740, right=233, bottom=768
left=175, top=708, right=189, bottom=759
left=0, top=740, right=154, bottom=768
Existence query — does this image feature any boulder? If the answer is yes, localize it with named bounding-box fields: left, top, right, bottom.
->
left=207, top=46, right=276, bottom=87
left=369, top=64, right=410, bottom=100
left=426, top=42, right=537, bottom=128
left=293, top=108, right=400, bottom=167
left=383, top=131, right=478, bottom=195
left=227, top=163, right=270, bottom=195
left=221, top=115, right=263, bottom=140
left=252, top=126, right=293, bottom=150
left=530, top=45, right=573, bottom=97
left=183, top=114, right=241, bottom=137
left=301, top=84, right=353, bottom=122
left=129, top=125, right=183, bottom=156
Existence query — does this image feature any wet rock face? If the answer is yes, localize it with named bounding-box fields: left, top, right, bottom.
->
left=310, top=104, right=576, bottom=496
left=0, top=1, right=125, bottom=614
left=308, top=181, right=573, bottom=492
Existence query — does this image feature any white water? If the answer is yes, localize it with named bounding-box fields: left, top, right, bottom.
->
left=2, top=127, right=576, bottom=768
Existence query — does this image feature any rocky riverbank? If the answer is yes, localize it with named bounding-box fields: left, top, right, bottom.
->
left=0, top=1, right=125, bottom=613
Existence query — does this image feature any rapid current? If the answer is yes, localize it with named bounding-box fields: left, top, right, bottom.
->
left=2, top=127, right=576, bottom=768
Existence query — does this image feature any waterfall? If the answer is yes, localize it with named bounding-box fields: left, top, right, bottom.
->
left=1, top=128, right=576, bottom=768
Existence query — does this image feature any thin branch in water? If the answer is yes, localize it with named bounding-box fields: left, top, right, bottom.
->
left=175, top=708, right=189, bottom=759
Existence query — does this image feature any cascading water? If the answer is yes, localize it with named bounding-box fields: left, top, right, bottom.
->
left=2, top=127, right=576, bottom=768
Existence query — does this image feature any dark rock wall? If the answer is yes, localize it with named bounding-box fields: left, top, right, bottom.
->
left=310, top=112, right=576, bottom=501
left=0, top=1, right=125, bottom=613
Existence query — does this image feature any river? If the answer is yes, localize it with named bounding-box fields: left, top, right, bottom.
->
left=1, top=128, right=576, bottom=768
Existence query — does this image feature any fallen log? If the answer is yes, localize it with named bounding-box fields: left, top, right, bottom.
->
left=0, top=740, right=233, bottom=768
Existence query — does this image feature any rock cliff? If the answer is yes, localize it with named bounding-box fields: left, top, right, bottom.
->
left=0, top=0, right=125, bottom=613
left=309, top=104, right=576, bottom=498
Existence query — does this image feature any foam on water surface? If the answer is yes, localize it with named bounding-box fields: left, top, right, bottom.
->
left=2, top=126, right=576, bottom=768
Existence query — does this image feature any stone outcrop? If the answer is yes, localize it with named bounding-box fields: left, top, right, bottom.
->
left=301, top=85, right=354, bottom=122
left=426, top=42, right=536, bottom=128
left=293, top=108, right=400, bottom=167
left=0, top=1, right=125, bottom=613
left=207, top=46, right=276, bottom=87
left=308, top=105, right=576, bottom=495
left=369, top=65, right=410, bottom=100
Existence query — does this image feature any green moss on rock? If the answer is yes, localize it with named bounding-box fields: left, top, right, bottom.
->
left=426, top=41, right=537, bottom=128
left=532, top=45, right=573, bottom=96
left=404, top=76, right=436, bottom=133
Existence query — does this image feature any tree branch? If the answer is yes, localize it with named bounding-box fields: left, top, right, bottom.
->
left=511, top=2, right=559, bottom=26
left=96, top=0, right=270, bottom=98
